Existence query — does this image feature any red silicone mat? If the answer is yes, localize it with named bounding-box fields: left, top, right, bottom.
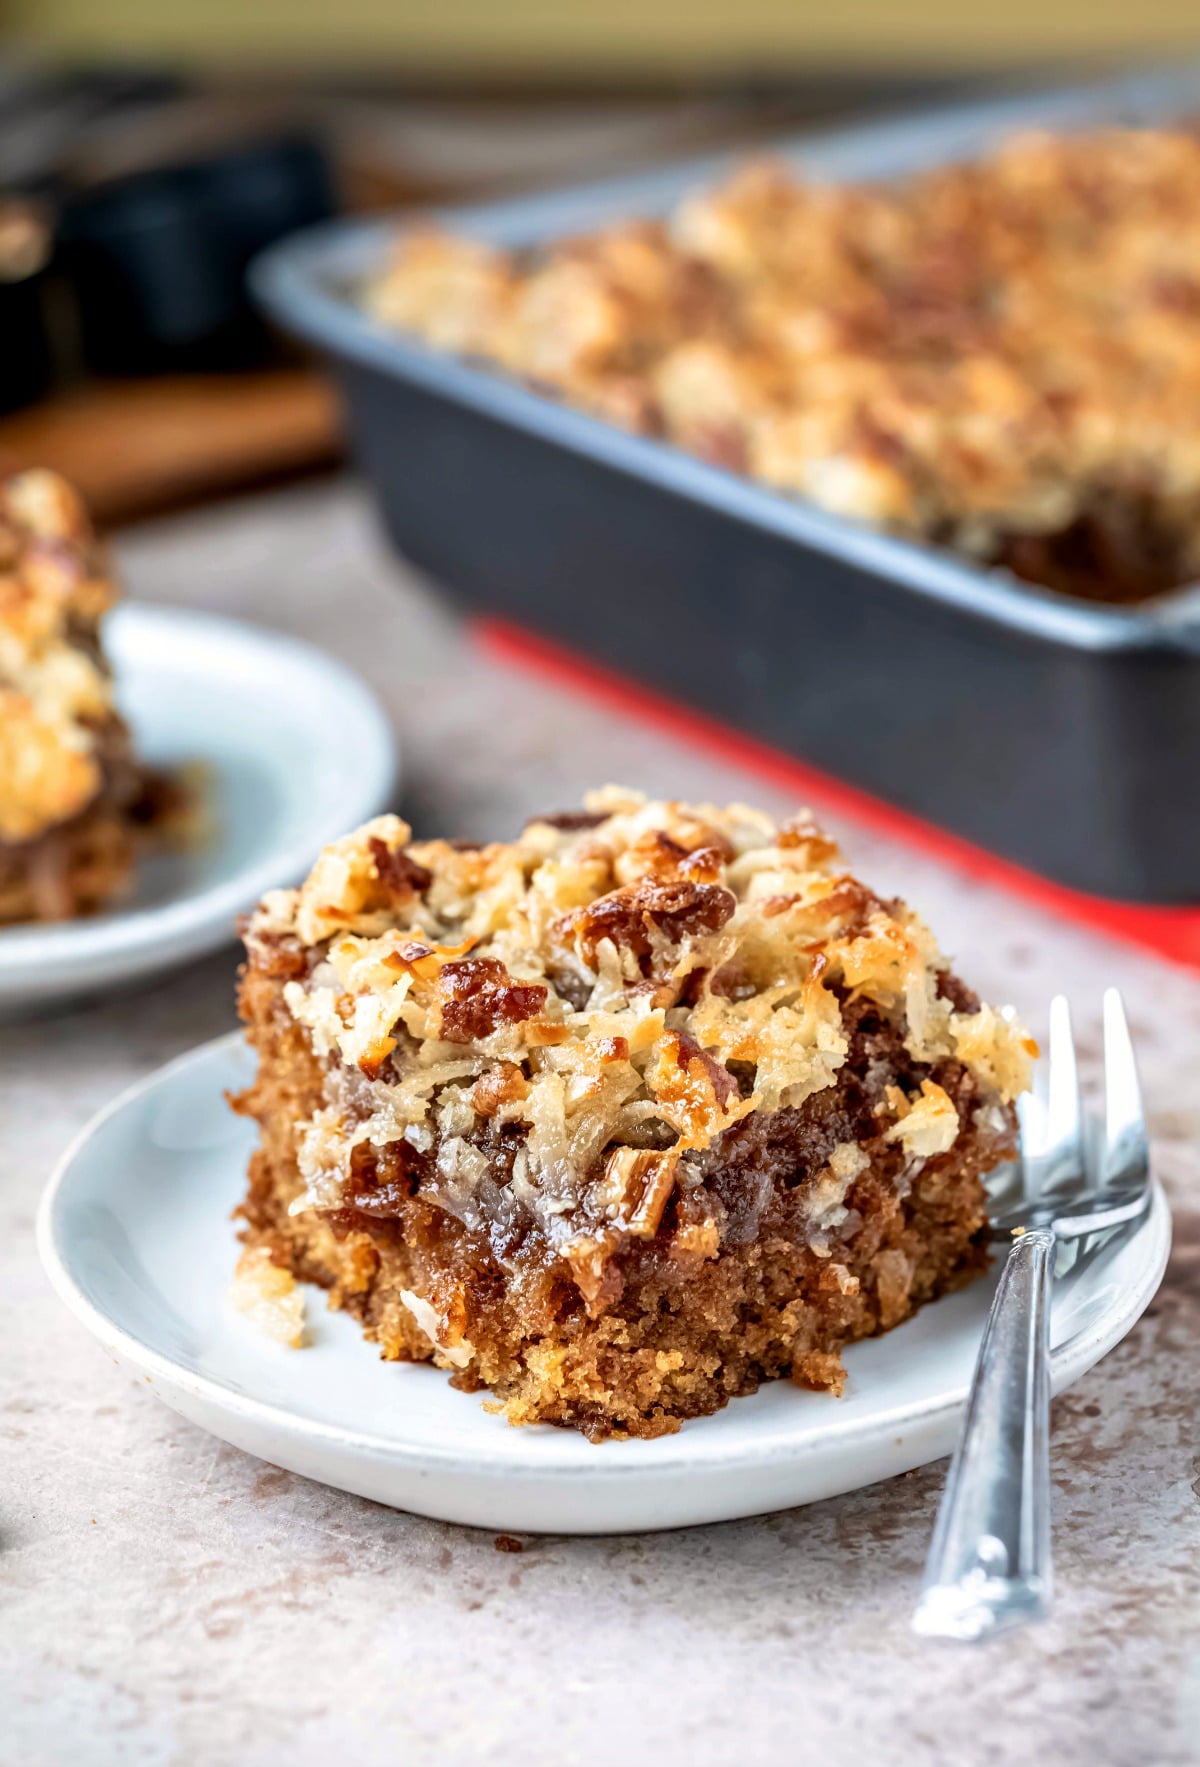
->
left=475, top=615, right=1200, bottom=973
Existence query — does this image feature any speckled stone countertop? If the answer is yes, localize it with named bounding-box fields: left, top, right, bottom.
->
left=4, top=480, right=1198, bottom=1766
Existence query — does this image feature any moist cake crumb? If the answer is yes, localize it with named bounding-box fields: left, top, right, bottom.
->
left=232, top=788, right=1033, bottom=1440
left=230, top=1245, right=306, bottom=1348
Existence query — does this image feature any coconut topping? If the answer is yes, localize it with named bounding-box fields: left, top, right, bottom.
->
left=247, top=790, right=1034, bottom=1269
left=0, top=470, right=121, bottom=843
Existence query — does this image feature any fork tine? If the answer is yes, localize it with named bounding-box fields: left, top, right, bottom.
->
left=1103, top=989, right=1149, bottom=1188
left=1038, top=995, right=1085, bottom=1194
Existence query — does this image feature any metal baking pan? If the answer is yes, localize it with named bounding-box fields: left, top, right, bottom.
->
left=254, top=68, right=1200, bottom=907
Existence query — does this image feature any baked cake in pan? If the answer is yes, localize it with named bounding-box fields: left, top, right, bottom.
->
left=233, top=789, right=1033, bottom=1440
left=0, top=470, right=145, bottom=924
left=368, top=128, right=1200, bottom=603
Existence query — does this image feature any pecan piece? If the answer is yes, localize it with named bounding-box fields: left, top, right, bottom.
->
left=533, top=810, right=608, bottom=832
left=592, top=1147, right=680, bottom=1238
left=435, top=957, right=548, bottom=1044
left=470, top=1062, right=530, bottom=1117
left=678, top=844, right=727, bottom=884
left=246, top=930, right=308, bottom=980
left=563, top=1145, right=683, bottom=1310
left=560, top=876, right=735, bottom=972
left=614, top=830, right=731, bottom=887
left=369, top=835, right=432, bottom=900
left=936, top=968, right=981, bottom=1014
left=563, top=1233, right=625, bottom=1313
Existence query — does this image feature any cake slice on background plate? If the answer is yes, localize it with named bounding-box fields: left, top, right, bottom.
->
left=233, top=788, right=1033, bottom=1441
left=0, top=469, right=152, bottom=923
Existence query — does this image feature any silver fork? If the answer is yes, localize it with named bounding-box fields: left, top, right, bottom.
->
left=913, top=989, right=1151, bottom=1642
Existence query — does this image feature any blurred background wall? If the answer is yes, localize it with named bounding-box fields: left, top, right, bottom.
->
left=9, top=0, right=1200, bottom=78
left=5, top=0, right=1200, bottom=530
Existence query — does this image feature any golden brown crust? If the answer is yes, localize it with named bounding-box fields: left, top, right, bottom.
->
left=367, top=130, right=1200, bottom=601
left=235, top=791, right=1032, bottom=1438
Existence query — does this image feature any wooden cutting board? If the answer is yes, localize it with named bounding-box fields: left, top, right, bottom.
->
left=0, top=370, right=344, bottom=526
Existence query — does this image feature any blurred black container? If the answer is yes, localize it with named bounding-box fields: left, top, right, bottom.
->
left=59, top=132, right=337, bottom=375
left=0, top=200, right=54, bottom=413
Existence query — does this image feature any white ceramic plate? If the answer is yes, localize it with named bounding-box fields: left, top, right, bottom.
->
left=0, top=604, right=396, bottom=1011
left=39, top=1033, right=1171, bottom=1535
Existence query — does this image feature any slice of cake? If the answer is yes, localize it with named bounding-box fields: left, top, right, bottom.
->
left=0, top=469, right=143, bottom=923
left=233, top=789, right=1032, bottom=1440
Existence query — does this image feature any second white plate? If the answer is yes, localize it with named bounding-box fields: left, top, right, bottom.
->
left=38, top=1033, right=1171, bottom=1534
left=0, top=603, right=397, bottom=1010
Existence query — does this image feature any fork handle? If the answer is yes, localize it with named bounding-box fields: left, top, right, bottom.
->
left=913, top=1225, right=1055, bottom=1641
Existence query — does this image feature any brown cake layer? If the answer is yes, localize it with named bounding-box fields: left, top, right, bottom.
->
left=233, top=920, right=1012, bottom=1441
left=0, top=794, right=136, bottom=923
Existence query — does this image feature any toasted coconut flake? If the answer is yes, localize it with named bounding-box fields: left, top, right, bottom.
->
left=885, top=1079, right=961, bottom=1158
left=295, top=815, right=414, bottom=945
left=952, top=1006, right=1037, bottom=1103
left=645, top=1030, right=755, bottom=1150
